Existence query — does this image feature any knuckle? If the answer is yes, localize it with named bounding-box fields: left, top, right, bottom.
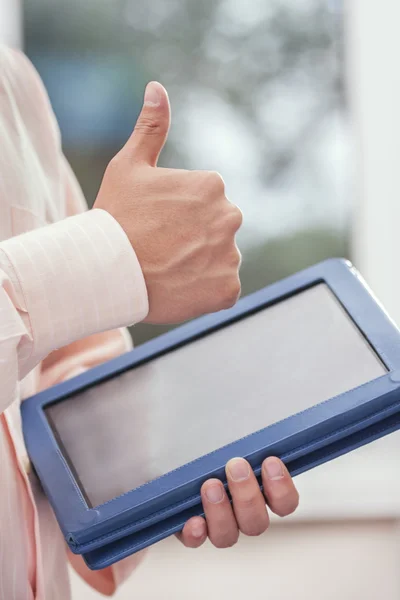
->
left=107, top=154, right=122, bottom=172
left=213, top=171, right=226, bottom=191
left=204, top=171, right=225, bottom=194
left=135, top=116, right=162, bottom=136
left=235, top=494, right=260, bottom=512
left=222, top=207, right=242, bottom=237
left=232, top=247, right=242, bottom=268
left=222, top=279, right=241, bottom=308
left=231, top=205, right=243, bottom=230
left=225, top=248, right=237, bottom=267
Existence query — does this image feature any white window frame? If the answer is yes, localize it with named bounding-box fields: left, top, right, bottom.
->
left=0, top=0, right=22, bottom=49
left=284, top=0, right=400, bottom=523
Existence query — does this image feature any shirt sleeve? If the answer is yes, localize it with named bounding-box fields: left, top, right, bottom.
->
left=0, top=207, right=148, bottom=414
left=0, top=46, right=148, bottom=415
left=37, top=155, right=148, bottom=594
left=0, top=47, right=149, bottom=592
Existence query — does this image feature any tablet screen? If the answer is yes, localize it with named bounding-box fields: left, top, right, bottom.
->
left=46, top=283, right=387, bottom=507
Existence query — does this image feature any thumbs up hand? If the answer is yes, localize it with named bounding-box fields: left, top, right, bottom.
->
left=94, top=82, right=242, bottom=324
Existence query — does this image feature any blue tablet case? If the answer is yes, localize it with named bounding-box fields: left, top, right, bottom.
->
left=21, top=259, right=400, bottom=570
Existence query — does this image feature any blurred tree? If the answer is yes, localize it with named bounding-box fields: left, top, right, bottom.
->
left=24, top=0, right=348, bottom=345
left=24, top=0, right=345, bottom=189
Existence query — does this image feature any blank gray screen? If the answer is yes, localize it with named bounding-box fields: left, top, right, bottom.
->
left=46, top=284, right=387, bottom=507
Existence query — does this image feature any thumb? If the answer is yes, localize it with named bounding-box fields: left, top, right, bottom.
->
left=126, top=81, right=171, bottom=167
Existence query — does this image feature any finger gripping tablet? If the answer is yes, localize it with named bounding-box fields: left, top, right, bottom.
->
left=21, top=259, right=400, bottom=569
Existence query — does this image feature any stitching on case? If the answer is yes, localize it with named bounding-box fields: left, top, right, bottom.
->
left=75, top=393, right=400, bottom=550
left=92, top=414, right=400, bottom=568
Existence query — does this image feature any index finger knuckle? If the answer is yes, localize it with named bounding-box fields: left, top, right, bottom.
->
left=203, top=170, right=226, bottom=195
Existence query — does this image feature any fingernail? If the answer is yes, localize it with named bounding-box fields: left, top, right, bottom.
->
left=205, top=483, right=224, bottom=504
left=227, top=458, right=251, bottom=482
left=144, top=81, right=161, bottom=107
left=192, top=521, right=205, bottom=539
left=264, top=458, right=284, bottom=480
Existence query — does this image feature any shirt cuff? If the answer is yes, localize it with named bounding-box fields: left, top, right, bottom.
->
left=0, top=208, right=148, bottom=373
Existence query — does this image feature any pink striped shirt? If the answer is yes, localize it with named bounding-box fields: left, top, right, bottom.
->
left=0, top=45, right=149, bottom=599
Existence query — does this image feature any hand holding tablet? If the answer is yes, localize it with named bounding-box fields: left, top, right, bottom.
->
left=177, top=456, right=298, bottom=549
left=22, top=259, right=400, bottom=569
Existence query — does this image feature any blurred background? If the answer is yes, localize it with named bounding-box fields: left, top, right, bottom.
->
left=23, top=0, right=350, bottom=345
left=4, top=0, right=400, bottom=598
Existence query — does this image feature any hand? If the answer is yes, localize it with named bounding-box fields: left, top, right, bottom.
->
left=94, top=81, right=242, bottom=324
left=177, top=457, right=299, bottom=549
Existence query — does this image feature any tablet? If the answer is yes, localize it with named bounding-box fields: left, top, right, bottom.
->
left=21, top=259, right=400, bottom=569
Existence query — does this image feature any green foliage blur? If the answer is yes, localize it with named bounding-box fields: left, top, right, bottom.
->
left=24, top=0, right=349, bottom=345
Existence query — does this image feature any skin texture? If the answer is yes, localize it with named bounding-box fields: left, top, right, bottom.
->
left=96, top=81, right=299, bottom=549
left=178, top=457, right=299, bottom=549
left=94, top=81, right=243, bottom=324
